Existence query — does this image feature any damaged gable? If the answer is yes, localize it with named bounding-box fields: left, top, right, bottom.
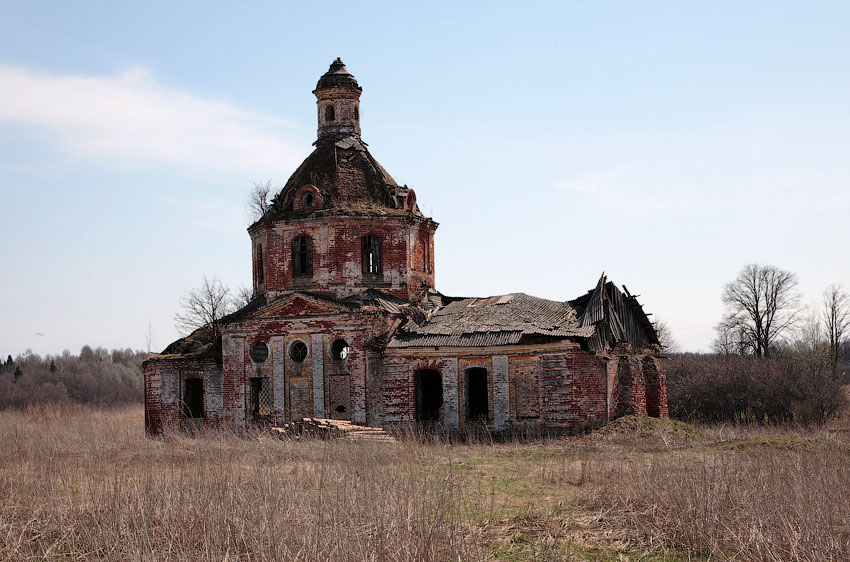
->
left=571, top=274, right=659, bottom=352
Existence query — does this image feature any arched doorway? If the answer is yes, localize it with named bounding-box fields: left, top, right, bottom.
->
left=414, top=369, right=442, bottom=422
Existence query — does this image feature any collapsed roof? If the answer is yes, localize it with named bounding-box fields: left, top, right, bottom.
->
left=390, top=275, right=658, bottom=350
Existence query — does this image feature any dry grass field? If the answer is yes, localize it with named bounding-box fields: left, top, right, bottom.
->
left=2, top=406, right=849, bottom=561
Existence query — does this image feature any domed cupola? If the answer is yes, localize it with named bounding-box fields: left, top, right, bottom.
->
left=249, top=59, right=438, bottom=302
left=264, top=59, right=422, bottom=221
left=313, top=58, right=362, bottom=142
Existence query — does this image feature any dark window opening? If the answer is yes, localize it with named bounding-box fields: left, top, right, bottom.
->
left=183, top=378, right=204, bottom=419
left=290, top=340, right=308, bottom=362
left=335, top=405, right=347, bottom=413
left=354, top=105, right=359, bottom=120
left=331, top=339, right=350, bottom=360
left=292, top=236, right=313, bottom=276
left=301, top=191, right=315, bottom=208
left=325, top=105, right=335, bottom=121
left=415, top=369, right=443, bottom=422
left=251, top=341, right=269, bottom=363
left=361, top=235, right=382, bottom=275
left=249, top=377, right=272, bottom=422
left=466, top=368, right=488, bottom=421
left=256, top=244, right=264, bottom=284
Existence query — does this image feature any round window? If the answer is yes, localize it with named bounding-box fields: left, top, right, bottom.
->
left=251, top=342, right=269, bottom=363
left=331, top=339, right=350, bottom=360
left=301, top=191, right=315, bottom=208
left=289, top=340, right=308, bottom=362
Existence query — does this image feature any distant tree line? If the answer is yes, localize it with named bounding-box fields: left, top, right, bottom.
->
left=0, top=346, right=146, bottom=409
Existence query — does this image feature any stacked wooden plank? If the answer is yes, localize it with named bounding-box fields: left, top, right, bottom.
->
left=270, top=418, right=397, bottom=443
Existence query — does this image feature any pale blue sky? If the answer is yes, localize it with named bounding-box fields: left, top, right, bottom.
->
left=1, top=1, right=848, bottom=355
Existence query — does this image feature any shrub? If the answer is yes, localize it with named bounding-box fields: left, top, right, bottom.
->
left=667, top=353, right=846, bottom=425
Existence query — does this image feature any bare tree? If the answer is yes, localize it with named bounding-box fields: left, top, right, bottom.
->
left=718, top=264, right=800, bottom=358
left=144, top=321, right=154, bottom=354
left=823, top=284, right=849, bottom=380
left=653, top=318, right=680, bottom=353
left=234, top=285, right=254, bottom=308
left=784, top=307, right=831, bottom=376
left=174, top=276, right=234, bottom=342
left=712, top=315, right=750, bottom=355
left=247, top=179, right=273, bottom=222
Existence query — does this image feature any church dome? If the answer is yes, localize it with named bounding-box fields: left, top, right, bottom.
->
left=314, top=58, right=361, bottom=91
left=256, top=60, right=422, bottom=222
left=265, top=136, right=423, bottom=221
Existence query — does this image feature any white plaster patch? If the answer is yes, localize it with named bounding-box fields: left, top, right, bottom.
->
left=492, top=355, right=509, bottom=431
left=311, top=334, right=325, bottom=418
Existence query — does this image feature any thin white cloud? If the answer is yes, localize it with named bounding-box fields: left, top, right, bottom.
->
left=0, top=65, right=307, bottom=176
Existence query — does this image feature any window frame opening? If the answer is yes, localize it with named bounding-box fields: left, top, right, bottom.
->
left=256, top=244, right=264, bottom=285
left=289, top=340, right=309, bottom=362
left=301, top=191, right=315, bottom=208
left=325, top=104, right=335, bottom=121
left=251, top=341, right=269, bottom=364
left=249, top=376, right=273, bottom=424
left=331, top=339, right=350, bottom=360
left=414, top=369, right=443, bottom=423
left=183, top=378, right=204, bottom=419
left=292, top=236, right=313, bottom=277
left=361, top=235, right=382, bottom=276
left=465, top=367, right=489, bottom=422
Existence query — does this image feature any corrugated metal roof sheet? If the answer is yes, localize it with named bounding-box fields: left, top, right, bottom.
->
left=388, top=331, right=524, bottom=348
left=387, top=293, right=594, bottom=348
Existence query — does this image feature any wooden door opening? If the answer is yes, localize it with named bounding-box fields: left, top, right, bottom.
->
left=465, top=367, right=489, bottom=421
left=183, top=378, right=204, bottom=419
left=415, top=369, right=442, bottom=422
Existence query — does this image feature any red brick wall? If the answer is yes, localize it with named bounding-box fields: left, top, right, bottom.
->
left=222, top=307, right=395, bottom=430
left=540, top=351, right=608, bottom=429
left=380, top=343, right=617, bottom=432
left=143, top=358, right=222, bottom=435
left=252, top=216, right=435, bottom=301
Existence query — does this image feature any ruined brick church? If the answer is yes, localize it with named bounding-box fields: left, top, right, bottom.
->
left=144, top=59, right=668, bottom=435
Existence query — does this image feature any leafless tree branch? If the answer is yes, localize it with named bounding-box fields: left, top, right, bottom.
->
left=716, top=264, right=800, bottom=357
left=247, top=179, right=273, bottom=222
left=823, top=284, right=849, bottom=380
left=174, top=276, right=234, bottom=342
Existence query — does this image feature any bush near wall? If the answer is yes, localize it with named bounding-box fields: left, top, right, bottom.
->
left=666, top=353, right=846, bottom=426
left=0, top=347, right=146, bottom=409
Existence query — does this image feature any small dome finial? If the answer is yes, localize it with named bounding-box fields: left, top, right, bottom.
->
left=315, top=58, right=361, bottom=91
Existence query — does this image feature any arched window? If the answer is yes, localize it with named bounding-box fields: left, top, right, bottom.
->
left=331, top=339, right=350, bottom=360
left=325, top=105, right=335, bottom=121
left=292, top=236, right=313, bottom=277
left=354, top=105, right=359, bottom=120
left=361, top=235, right=382, bottom=275
left=256, top=244, right=264, bottom=284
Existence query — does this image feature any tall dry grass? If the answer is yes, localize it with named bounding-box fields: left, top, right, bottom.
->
left=0, top=405, right=493, bottom=561
left=584, top=420, right=850, bottom=561
left=4, top=406, right=850, bottom=561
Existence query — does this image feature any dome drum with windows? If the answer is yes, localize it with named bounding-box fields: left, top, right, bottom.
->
left=248, top=58, right=438, bottom=301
